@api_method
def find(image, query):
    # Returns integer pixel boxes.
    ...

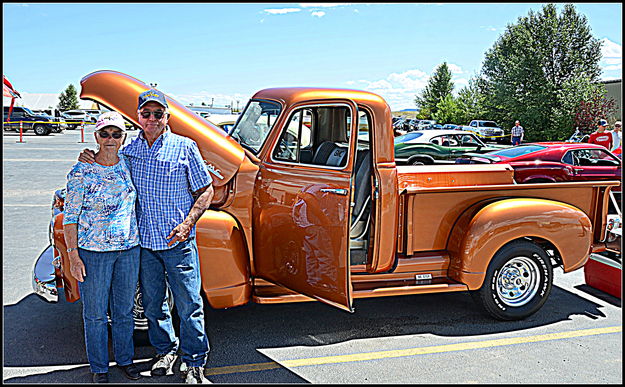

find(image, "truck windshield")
[230,100,282,154]
[480,121,499,128]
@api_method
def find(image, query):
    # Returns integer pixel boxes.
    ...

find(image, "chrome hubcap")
[496,256,540,307]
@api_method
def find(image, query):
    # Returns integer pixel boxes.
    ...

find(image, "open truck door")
[252,98,360,312]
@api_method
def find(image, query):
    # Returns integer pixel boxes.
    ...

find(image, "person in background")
[610,121,621,152]
[588,119,613,150]
[79,89,214,384]
[510,120,524,146]
[64,112,141,383]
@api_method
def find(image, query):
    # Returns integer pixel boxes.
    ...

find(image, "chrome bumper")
[32,245,60,303]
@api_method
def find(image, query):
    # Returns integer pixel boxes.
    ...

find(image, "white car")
[62,110,93,124]
[466,120,506,143]
[417,120,437,130]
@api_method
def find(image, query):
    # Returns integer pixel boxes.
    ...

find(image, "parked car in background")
[442,124,459,130]
[455,142,622,185]
[83,109,107,123]
[33,112,65,133]
[206,114,240,133]
[3,106,57,135]
[417,119,436,130]
[566,128,590,143]
[466,120,506,143]
[394,129,508,165]
[62,110,92,124]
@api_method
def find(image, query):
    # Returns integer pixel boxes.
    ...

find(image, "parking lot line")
[205,326,622,376]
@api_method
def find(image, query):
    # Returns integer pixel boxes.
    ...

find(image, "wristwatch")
[67,247,78,253]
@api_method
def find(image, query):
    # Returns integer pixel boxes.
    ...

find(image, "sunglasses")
[140,110,165,119]
[98,131,124,139]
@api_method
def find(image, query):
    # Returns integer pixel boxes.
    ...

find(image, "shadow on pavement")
[3,283,614,383]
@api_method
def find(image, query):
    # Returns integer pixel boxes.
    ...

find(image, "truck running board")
[253,278,468,304]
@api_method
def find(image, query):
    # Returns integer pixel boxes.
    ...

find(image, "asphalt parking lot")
[2,127,622,384]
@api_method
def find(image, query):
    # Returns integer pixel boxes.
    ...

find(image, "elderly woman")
[63,111,140,383]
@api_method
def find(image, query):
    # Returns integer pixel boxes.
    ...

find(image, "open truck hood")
[80,70,245,186]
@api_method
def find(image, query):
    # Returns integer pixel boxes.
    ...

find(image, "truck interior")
[271,105,374,267]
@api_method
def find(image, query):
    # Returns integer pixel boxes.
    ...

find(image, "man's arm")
[78,148,96,163]
[167,184,214,246]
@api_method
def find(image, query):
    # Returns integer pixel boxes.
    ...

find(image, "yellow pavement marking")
[205,326,621,376]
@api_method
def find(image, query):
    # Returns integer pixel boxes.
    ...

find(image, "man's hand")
[167,221,192,247]
[69,254,86,282]
[78,148,96,164]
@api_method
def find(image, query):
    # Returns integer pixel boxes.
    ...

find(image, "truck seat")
[350,150,371,239]
[313,141,348,167]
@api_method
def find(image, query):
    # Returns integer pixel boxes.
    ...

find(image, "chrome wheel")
[495,256,540,307]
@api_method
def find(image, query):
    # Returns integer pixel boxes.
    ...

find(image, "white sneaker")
[151,353,178,376]
[185,366,211,384]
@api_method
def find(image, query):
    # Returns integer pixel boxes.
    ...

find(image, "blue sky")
[3,2,622,110]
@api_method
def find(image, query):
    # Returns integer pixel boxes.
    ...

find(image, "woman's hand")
[69,253,86,282]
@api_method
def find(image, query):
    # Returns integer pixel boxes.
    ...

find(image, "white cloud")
[264,8,301,15]
[299,3,351,8]
[447,63,463,74]
[347,66,471,110]
[311,11,325,18]
[600,38,622,73]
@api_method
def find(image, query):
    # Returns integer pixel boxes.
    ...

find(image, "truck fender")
[196,210,251,309]
[447,198,592,290]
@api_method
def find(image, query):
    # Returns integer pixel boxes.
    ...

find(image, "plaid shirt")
[511,125,524,137]
[121,128,212,250]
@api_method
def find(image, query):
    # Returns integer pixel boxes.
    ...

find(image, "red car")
[456,142,622,185]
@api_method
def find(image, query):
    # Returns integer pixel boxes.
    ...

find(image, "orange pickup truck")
[33,70,619,325]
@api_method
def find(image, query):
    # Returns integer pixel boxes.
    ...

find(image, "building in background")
[602,79,622,122]
[2,93,98,111]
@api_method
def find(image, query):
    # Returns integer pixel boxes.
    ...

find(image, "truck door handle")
[320,188,348,196]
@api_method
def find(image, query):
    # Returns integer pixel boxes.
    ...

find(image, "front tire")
[33,124,50,136]
[471,240,552,320]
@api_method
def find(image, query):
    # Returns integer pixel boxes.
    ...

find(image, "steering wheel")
[278,139,296,160]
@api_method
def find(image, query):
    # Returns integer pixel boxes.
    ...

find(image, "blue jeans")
[512,136,522,146]
[139,237,209,367]
[78,245,140,373]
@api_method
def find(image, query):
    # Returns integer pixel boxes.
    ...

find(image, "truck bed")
[396,164,615,255]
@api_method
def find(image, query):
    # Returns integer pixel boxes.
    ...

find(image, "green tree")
[432,94,462,124]
[415,62,454,117]
[57,84,80,111]
[480,3,602,141]
[456,78,489,124]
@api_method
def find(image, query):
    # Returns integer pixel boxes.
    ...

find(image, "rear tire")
[470,240,552,320]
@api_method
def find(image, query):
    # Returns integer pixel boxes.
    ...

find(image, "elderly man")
[510,120,524,146]
[79,89,213,384]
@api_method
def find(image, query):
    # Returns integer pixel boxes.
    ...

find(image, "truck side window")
[273,108,313,163]
[273,105,351,168]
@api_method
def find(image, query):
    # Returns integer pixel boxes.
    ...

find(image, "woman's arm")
[63,164,87,282]
[63,223,86,282]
